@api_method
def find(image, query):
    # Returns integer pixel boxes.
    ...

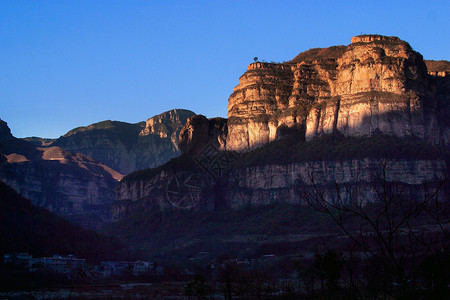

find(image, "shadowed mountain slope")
[51,109,195,174]
[113,35,449,221]
[0,180,124,263]
[0,119,122,228]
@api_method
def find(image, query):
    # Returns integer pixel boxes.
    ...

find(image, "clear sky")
[1,0,449,138]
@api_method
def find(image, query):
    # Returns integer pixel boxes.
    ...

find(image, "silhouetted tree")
[302,159,448,299]
[185,274,208,300]
[293,260,316,297]
[218,262,236,300]
[314,249,343,295]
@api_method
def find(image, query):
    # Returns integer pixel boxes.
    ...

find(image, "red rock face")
[114,35,449,218]
[226,35,449,151]
[179,115,227,154]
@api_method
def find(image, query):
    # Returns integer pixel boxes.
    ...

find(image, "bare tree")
[302,159,448,299]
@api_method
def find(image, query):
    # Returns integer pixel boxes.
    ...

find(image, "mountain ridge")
[226,34,449,151]
[51,108,195,174]
[0,109,196,227]
[0,119,122,228]
[113,34,449,221]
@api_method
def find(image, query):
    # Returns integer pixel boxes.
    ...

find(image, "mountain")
[0,109,195,228]
[0,179,124,262]
[113,35,449,221]
[51,109,196,174]
[226,35,449,151]
[21,137,55,147]
[0,119,122,229]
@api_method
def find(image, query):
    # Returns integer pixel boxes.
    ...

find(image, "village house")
[3,253,85,273]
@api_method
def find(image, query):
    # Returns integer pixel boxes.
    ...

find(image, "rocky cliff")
[226,158,447,208]
[46,120,143,175]
[179,115,228,154]
[114,35,449,220]
[115,131,448,220]
[227,35,450,151]
[51,109,195,174]
[0,119,122,228]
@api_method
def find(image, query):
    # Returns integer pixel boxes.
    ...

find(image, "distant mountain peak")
[49,108,196,174]
[0,119,13,141]
[139,108,195,137]
[63,120,145,137]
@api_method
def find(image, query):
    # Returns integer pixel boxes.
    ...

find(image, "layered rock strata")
[0,119,122,228]
[226,159,447,207]
[52,109,195,174]
[115,157,447,220]
[179,115,228,154]
[227,35,449,151]
[114,35,449,220]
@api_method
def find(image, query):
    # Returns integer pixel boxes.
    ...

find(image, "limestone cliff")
[425,60,450,77]
[0,119,122,228]
[52,109,195,174]
[227,35,449,151]
[115,157,446,215]
[113,35,449,221]
[226,159,447,208]
[179,115,227,154]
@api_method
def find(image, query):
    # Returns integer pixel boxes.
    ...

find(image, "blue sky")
[1,0,449,138]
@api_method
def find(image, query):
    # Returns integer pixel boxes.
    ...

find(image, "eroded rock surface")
[52,109,195,174]
[179,115,228,154]
[227,35,450,151]
[113,35,449,220]
[0,119,122,228]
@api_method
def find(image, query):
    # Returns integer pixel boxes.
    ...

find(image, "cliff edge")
[114,35,449,220]
[227,34,449,151]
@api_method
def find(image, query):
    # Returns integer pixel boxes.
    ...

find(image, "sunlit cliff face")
[226,35,448,152]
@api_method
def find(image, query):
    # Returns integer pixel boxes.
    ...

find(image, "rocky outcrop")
[425,60,450,77]
[425,60,450,145]
[22,137,55,147]
[52,109,195,174]
[227,35,450,151]
[139,109,192,141]
[179,115,227,154]
[227,63,295,151]
[113,35,449,221]
[114,156,447,220]
[114,168,207,220]
[227,159,447,207]
[0,120,122,228]
[0,119,13,141]
[1,109,195,227]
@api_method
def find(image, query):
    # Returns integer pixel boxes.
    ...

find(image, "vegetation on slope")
[425,60,450,73]
[21,137,55,147]
[289,46,347,64]
[103,202,338,263]
[63,120,145,137]
[0,180,126,263]
[120,131,446,184]
[234,132,445,168]
[55,120,145,150]
[104,194,447,267]
[122,153,197,181]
